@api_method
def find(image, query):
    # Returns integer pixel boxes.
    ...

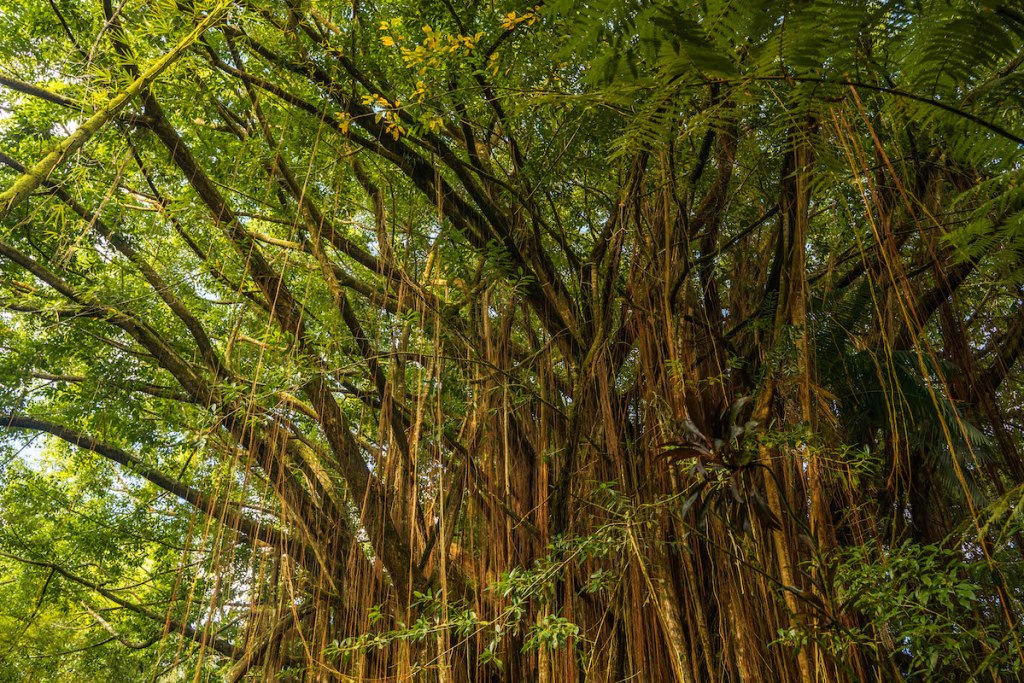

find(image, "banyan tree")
[1,0,1024,680]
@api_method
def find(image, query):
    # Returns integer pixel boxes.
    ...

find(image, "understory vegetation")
[2,0,1024,680]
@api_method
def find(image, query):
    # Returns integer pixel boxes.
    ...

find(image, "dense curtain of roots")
[2,1,1024,681]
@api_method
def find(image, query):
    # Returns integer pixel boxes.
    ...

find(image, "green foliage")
[785,541,1021,680]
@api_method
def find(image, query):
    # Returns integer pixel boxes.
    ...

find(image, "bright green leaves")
[797,542,1016,678]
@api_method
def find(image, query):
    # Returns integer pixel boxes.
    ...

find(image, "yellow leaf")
[335,112,352,134]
